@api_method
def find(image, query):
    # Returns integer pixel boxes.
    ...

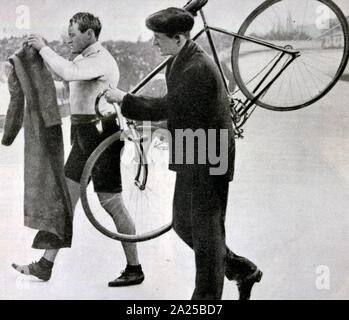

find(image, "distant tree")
[0,33,235,98]
[102,39,163,91]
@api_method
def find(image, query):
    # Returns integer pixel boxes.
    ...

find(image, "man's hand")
[104,87,127,105]
[27,34,46,51]
[98,101,117,118]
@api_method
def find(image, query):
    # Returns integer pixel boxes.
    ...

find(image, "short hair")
[69,12,102,39]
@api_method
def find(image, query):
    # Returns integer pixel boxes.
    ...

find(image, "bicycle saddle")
[184,0,208,16]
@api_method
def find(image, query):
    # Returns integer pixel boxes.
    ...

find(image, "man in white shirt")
[12,12,144,287]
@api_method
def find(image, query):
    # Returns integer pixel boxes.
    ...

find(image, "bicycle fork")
[122,123,149,191]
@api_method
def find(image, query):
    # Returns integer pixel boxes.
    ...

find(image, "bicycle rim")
[80,124,174,242]
[231,0,349,111]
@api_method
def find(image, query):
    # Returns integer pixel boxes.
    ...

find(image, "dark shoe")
[12,258,52,281]
[225,250,258,281]
[237,269,263,300]
[108,265,145,287]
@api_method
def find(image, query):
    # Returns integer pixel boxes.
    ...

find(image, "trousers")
[172,169,257,300]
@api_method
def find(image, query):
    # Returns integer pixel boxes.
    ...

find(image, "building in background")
[320,16,349,48]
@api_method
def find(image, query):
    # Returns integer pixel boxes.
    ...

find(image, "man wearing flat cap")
[105,7,262,300]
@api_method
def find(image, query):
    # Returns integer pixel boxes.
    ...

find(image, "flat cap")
[146,7,194,34]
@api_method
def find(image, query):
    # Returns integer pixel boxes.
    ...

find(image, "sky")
[0,0,348,42]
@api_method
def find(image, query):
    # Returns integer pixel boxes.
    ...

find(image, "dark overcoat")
[1,44,73,248]
[122,40,235,181]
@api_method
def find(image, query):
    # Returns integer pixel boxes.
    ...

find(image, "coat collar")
[166,40,203,77]
[176,40,203,61]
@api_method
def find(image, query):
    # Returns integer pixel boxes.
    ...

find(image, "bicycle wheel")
[80,122,174,242]
[231,0,349,111]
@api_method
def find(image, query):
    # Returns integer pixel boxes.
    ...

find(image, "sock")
[38,257,54,269]
[126,264,142,273]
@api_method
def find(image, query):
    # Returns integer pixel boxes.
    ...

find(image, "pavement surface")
[0,77,348,300]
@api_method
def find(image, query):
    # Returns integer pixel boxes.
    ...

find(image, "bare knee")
[98,191,121,203]
[97,192,128,218]
[97,192,135,233]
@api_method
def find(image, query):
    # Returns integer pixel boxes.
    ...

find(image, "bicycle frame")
[95,5,303,189]
[94,4,305,188]
[86,0,349,241]
[127,7,301,137]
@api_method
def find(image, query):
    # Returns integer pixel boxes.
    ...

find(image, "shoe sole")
[108,277,145,287]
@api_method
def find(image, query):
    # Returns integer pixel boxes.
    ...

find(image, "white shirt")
[40,42,119,114]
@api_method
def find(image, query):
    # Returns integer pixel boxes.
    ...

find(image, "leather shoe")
[108,267,145,287]
[237,269,263,300]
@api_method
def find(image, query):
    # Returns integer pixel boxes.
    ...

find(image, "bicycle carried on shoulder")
[80,0,349,242]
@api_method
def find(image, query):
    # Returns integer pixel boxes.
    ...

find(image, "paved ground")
[0,77,348,300]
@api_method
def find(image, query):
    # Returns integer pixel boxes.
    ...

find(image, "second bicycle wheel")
[80,123,175,242]
[231,0,349,111]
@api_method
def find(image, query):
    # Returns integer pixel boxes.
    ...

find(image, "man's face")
[152,32,178,56]
[68,22,90,54]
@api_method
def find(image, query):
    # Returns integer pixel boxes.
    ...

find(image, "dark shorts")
[64,116,124,193]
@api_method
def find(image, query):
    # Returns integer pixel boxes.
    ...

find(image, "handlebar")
[95,91,128,130]
[95,91,109,119]
[183,0,208,16]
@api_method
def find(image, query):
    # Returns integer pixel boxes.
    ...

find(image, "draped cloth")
[1,44,73,249]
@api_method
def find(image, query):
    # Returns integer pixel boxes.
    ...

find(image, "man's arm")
[121,94,169,121]
[43,59,64,81]
[120,64,214,125]
[105,85,169,121]
[39,46,104,81]
[27,34,104,81]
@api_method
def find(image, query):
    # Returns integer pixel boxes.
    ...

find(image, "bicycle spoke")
[274,62,290,103]
[232,0,348,110]
[253,16,270,35]
[301,60,335,80]
[301,52,341,63]
[288,64,296,105]
[298,61,315,101]
[305,23,344,42]
[301,62,330,87]
[270,5,281,28]
[301,61,323,95]
[298,0,310,41]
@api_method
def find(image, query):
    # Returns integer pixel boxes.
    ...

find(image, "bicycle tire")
[231,0,349,111]
[80,127,173,242]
